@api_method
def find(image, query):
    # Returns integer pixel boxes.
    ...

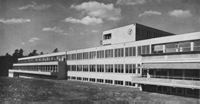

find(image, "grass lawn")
[0,77,199,104]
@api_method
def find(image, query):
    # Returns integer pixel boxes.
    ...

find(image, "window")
[89,51,96,59]
[83,52,89,59]
[83,77,88,81]
[67,65,71,71]
[97,79,104,83]
[77,53,83,60]
[77,65,82,71]
[68,76,71,80]
[165,43,178,53]
[77,77,82,80]
[71,76,76,80]
[89,78,96,82]
[83,65,88,72]
[89,65,96,72]
[97,50,104,58]
[115,48,124,57]
[137,64,140,74]
[125,81,135,87]
[58,55,66,61]
[105,49,113,58]
[142,45,150,55]
[115,64,124,73]
[72,54,76,60]
[103,33,111,40]
[137,46,142,56]
[125,64,136,73]
[105,79,113,84]
[72,65,76,71]
[152,45,164,54]
[105,64,113,72]
[97,65,104,72]
[193,40,200,51]
[125,47,136,57]
[114,80,123,85]
[179,42,191,52]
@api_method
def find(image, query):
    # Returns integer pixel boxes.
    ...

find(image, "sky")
[0,0,200,55]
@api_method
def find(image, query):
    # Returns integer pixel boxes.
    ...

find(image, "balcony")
[142,53,200,63]
[9,69,57,76]
[131,76,200,89]
[13,61,59,66]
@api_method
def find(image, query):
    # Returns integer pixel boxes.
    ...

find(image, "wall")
[57,61,66,79]
[102,24,136,45]
[136,23,175,41]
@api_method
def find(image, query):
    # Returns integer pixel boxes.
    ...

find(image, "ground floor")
[67,75,138,88]
[142,69,200,80]
[142,85,200,98]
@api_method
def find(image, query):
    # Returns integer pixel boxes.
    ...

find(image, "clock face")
[128,28,132,35]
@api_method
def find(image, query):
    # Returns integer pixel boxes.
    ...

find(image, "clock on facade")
[128,28,132,35]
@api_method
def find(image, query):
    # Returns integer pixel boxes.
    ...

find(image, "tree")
[53,48,59,53]
[12,49,19,57]
[18,48,24,58]
[5,53,11,57]
[32,50,38,56]
[40,52,44,55]
[28,50,38,56]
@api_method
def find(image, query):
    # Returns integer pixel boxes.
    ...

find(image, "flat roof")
[18,52,66,61]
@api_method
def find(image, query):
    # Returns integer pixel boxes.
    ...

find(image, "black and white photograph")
[0,0,200,103]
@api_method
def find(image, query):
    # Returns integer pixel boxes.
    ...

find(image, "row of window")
[12,65,58,72]
[68,76,136,87]
[67,46,148,60]
[152,40,200,54]
[17,40,200,64]
[68,40,200,60]
[18,55,66,63]
[68,64,140,74]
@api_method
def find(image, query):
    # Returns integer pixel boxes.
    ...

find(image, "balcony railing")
[141,75,200,81]
[10,68,58,73]
[132,76,200,89]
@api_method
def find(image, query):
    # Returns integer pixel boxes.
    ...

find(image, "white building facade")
[9,23,200,98]
[9,52,66,79]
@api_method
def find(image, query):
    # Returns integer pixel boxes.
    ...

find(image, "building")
[9,52,66,79]
[9,23,200,98]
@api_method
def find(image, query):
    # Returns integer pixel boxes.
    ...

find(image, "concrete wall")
[57,61,66,79]
[68,71,138,82]
[102,24,136,45]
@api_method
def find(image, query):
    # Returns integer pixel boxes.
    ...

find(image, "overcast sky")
[0,0,200,55]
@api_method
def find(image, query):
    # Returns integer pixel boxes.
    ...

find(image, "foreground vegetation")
[0,77,199,104]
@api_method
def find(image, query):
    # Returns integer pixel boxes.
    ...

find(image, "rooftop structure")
[102,23,174,45]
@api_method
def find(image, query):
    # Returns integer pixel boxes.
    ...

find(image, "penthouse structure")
[9,23,200,98]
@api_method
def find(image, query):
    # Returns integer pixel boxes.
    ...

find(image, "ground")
[0,77,199,104]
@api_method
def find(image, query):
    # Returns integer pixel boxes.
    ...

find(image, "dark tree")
[32,50,38,56]
[18,48,24,58]
[12,49,19,57]
[53,48,59,53]
[40,52,44,55]
[28,50,38,56]
[5,53,11,57]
